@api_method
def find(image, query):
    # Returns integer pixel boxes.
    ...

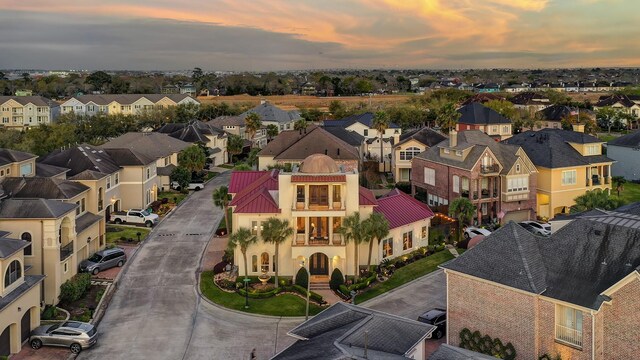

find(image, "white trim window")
[561,170,577,185]
[507,176,529,192]
[399,147,421,161]
[452,175,460,193]
[424,168,435,186]
[555,304,583,348]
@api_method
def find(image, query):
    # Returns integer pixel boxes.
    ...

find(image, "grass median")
[200,271,324,317]
[106,226,150,244]
[354,250,455,304]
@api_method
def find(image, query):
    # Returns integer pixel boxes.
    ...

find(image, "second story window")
[561,170,577,186]
[400,147,421,161]
[146,167,151,180]
[309,185,328,207]
[332,185,341,204]
[363,129,368,136]
[296,185,305,203]
[106,176,111,189]
[424,168,435,186]
[555,304,583,348]
[4,260,22,288]
[114,173,119,184]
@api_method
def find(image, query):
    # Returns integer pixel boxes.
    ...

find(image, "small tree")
[330,268,345,290]
[373,111,390,166]
[435,102,461,133]
[178,145,206,173]
[294,118,308,131]
[226,134,244,163]
[261,218,294,288]
[227,227,258,278]
[612,176,626,197]
[295,267,309,289]
[572,189,624,213]
[363,212,390,268]
[449,197,476,241]
[170,166,191,190]
[213,186,231,233]
[266,124,279,140]
[244,113,262,147]
[338,212,368,278]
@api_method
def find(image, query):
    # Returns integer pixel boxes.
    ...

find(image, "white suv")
[519,221,551,236]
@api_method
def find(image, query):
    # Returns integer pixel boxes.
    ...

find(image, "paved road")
[80,173,300,360]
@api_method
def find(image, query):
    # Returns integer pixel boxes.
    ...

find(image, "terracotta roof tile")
[291,175,346,183]
[358,187,378,206]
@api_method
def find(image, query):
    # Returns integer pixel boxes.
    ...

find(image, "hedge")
[329,268,344,290]
[237,287,282,299]
[59,273,92,304]
[338,284,350,297]
[459,328,516,360]
[295,267,308,288]
[291,284,324,303]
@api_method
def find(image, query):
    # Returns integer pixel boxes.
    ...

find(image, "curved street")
[80,172,446,360]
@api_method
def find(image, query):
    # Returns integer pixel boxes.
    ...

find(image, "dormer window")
[455,150,462,156]
[4,260,22,288]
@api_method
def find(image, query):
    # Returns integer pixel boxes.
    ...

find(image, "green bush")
[459,328,516,360]
[59,273,92,304]
[237,287,282,299]
[41,305,58,320]
[338,284,350,297]
[329,268,344,290]
[291,285,324,303]
[295,267,308,289]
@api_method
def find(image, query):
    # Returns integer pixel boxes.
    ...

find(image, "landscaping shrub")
[41,305,58,320]
[237,287,281,299]
[59,273,92,304]
[459,328,516,360]
[329,268,344,290]
[295,267,308,289]
[338,284,350,297]
[291,285,324,303]
[213,261,229,275]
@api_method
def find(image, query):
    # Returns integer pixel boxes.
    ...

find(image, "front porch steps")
[309,282,331,291]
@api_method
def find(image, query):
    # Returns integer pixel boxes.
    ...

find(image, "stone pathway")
[314,289,343,305]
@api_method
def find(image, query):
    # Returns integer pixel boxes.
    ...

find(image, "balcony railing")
[480,164,499,174]
[60,241,74,261]
[555,324,583,348]
[308,237,330,245]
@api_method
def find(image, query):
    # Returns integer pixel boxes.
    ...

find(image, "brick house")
[456,103,513,140]
[411,130,537,224]
[441,212,640,360]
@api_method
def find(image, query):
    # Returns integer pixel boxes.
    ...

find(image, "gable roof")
[35,163,70,178]
[102,148,155,166]
[443,213,640,310]
[537,105,579,121]
[68,169,108,181]
[509,92,550,106]
[229,170,279,212]
[62,94,196,106]
[0,96,58,107]
[239,102,301,123]
[503,129,611,168]
[0,177,89,200]
[156,121,226,144]
[0,149,36,166]
[596,94,636,108]
[457,103,512,125]
[321,127,365,147]
[259,126,359,161]
[608,130,640,148]
[229,171,270,194]
[40,144,120,176]
[375,189,434,229]
[359,186,378,206]
[323,112,400,129]
[0,198,77,219]
[396,127,447,148]
[275,302,435,360]
[101,132,191,160]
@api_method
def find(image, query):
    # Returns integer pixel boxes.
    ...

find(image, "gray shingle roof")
[608,130,640,148]
[442,213,640,310]
[240,102,301,123]
[207,116,245,127]
[259,125,359,161]
[0,96,58,107]
[101,132,191,160]
[102,148,155,166]
[156,121,226,144]
[615,202,640,216]
[68,170,108,181]
[275,302,435,360]
[0,148,36,166]
[40,144,121,176]
[0,198,77,219]
[0,177,89,199]
[396,127,447,148]
[429,344,498,360]
[503,129,611,168]
[0,237,30,258]
[0,275,44,312]
[537,105,593,122]
[76,212,103,234]
[323,112,400,129]
[157,164,177,176]
[457,103,511,125]
[35,163,70,178]
[322,127,365,147]
[64,94,196,105]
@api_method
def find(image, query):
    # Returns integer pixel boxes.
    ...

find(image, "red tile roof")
[233,187,281,214]
[359,187,378,206]
[291,175,346,183]
[374,189,434,229]
[229,171,269,193]
[229,170,279,206]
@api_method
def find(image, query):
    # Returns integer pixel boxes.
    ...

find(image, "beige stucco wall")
[117,165,159,209]
[0,275,41,354]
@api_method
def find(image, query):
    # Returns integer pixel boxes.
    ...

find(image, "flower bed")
[213,273,327,305]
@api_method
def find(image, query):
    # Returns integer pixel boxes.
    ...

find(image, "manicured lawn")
[204,171,219,180]
[598,134,617,143]
[158,191,187,205]
[354,250,455,304]
[200,271,324,316]
[612,181,640,204]
[106,225,150,244]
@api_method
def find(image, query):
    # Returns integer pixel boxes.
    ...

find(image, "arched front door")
[309,253,329,276]
[21,309,31,343]
[0,325,10,357]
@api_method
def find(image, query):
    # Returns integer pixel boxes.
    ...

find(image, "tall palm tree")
[338,213,368,278]
[449,197,476,241]
[373,111,390,165]
[260,218,294,288]
[266,124,279,141]
[227,227,258,278]
[363,212,390,268]
[212,186,231,234]
[244,113,262,147]
[435,102,460,134]
[294,119,308,131]
[226,134,244,164]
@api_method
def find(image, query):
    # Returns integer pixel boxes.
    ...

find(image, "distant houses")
[59,94,199,117]
[0,96,60,129]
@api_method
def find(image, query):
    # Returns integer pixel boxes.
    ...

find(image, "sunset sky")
[0,0,638,71]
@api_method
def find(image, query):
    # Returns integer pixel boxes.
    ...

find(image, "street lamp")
[299,260,311,321]
[243,278,251,309]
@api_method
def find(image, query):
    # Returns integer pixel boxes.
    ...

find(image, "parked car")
[171,179,205,191]
[519,220,551,236]
[417,308,447,339]
[463,226,491,239]
[79,247,127,275]
[110,209,159,227]
[30,321,98,354]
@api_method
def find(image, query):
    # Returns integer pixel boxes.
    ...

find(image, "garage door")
[21,310,31,343]
[0,326,10,357]
[503,209,530,223]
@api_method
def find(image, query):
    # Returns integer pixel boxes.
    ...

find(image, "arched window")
[399,147,422,161]
[251,255,258,273]
[4,260,22,288]
[20,233,32,256]
[261,252,269,273]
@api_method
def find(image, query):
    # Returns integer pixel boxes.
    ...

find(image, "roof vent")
[594,230,602,236]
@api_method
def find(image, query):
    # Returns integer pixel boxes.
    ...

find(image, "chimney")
[572,124,585,133]
[450,129,458,147]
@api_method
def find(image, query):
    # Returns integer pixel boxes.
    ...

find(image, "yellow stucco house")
[392,127,446,182]
[503,126,613,218]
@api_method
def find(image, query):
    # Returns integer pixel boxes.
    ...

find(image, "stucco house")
[392,127,447,182]
[156,121,228,166]
[0,96,59,129]
[229,154,433,282]
[238,101,302,147]
[442,212,640,360]
[411,130,538,224]
[606,131,640,181]
[59,94,199,117]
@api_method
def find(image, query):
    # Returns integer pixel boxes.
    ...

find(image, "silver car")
[80,247,127,275]
[30,321,98,354]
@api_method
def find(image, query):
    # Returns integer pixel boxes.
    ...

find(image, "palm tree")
[227,227,258,278]
[260,218,294,288]
[612,176,626,197]
[572,189,624,213]
[212,186,231,234]
[337,213,368,278]
[294,119,308,131]
[449,197,476,241]
[363,212,390,268]
[226,134,244,164]
[266,124,279,141]
[244,113,262,147]
[373,111,390,165]
[435,102,460,133]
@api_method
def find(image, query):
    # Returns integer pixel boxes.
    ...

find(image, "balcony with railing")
[292,234,345,246]
[480,164,499,174]
[60,241,74,261]
[555,324,582,348]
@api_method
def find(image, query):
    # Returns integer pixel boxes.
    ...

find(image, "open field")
[198,94,415,110]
